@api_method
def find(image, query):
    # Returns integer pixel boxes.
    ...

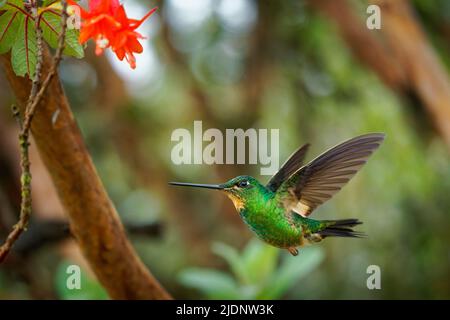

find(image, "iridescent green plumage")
[170,133,385,256]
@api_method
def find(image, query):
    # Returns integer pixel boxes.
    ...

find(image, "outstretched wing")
[276,133,385,216]
[266,143,310,192]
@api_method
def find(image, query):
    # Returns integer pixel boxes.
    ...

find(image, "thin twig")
[11,104,23,130]
[0,0,68,263]
[23,0,68,133]
[28,2,43,101]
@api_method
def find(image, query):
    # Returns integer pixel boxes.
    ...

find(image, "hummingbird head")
[220,175,266,211]
[169,175,266,212]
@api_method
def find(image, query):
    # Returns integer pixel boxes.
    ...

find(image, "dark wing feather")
[266,143,310,192]
[276,133,385,216]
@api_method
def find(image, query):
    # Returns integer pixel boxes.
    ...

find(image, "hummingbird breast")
[240,199,304,248]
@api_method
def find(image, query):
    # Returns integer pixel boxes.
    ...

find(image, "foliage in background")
[1,0,450,299]
[178,240,324,299]
[54,261,108,300]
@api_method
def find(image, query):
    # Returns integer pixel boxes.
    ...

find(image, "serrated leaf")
[11,15,37,77]
[40,10,84,58]
[0,10,21,54]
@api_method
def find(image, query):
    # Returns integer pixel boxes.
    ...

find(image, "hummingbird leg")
[287,247,299,256]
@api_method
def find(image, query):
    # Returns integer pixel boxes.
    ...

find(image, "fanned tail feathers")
[318,219,366,238]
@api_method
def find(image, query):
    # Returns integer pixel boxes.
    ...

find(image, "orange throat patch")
[226,193,244,211]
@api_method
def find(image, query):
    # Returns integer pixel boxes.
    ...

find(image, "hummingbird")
[170,133,385,256]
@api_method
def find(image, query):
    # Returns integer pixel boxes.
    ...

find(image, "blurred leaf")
[236,284,260,300]
[119,189,161,224]
[54,261,108,300]
[259,247,324,299]
[212,242,249,284]
[178,268,239,299]
[180,240,324,300]
[242,239,279,284]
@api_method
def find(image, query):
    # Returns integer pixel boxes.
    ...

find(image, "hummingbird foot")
[287,247,299,256]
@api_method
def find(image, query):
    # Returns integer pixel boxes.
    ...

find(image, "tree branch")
[0,0,48,262]
[0,49,171,299]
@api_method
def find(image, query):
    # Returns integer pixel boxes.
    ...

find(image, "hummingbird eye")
[237,180,249,188]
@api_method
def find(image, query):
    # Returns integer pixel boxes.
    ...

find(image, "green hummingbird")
[170,133,385,256]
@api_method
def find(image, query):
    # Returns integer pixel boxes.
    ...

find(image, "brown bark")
[0,117,20,230]
[310,0,450,147]
[0,51,171,299]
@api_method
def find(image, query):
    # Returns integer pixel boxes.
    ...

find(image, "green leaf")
[242,239,279,284]
[0,0,7,9]
[212,242,250,284]
[11,15,37,77]
[259,247,324,299]
[40,10,84,58]
[0,10,21,54]
[178,268,239,299]
[4,0,24,10]
[42,0,59,6]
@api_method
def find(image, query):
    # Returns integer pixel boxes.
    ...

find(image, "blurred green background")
[1,0,450,299]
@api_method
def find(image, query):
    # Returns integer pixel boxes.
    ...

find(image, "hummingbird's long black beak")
[169,182,224,190]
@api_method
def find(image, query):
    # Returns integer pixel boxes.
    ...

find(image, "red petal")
[78,27,93,44]
[115,48,125,61]
[114,5,129,24]
[109,0,121,14]
[130,7,157,29]
[127,36,143,53]
[110,31,127,49]
[89,0,119,14]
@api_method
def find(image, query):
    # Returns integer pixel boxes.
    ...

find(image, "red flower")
[109,5,157,69]
[71,0,157,69]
